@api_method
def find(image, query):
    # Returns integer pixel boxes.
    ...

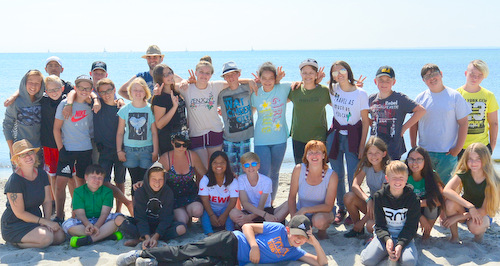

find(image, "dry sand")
[0,173,499,266]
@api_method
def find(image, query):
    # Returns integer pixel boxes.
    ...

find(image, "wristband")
[365,196,372,203]
[65,103,73,106]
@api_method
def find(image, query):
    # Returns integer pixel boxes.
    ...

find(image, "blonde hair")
[385,161,408,178]
[12,152,40,168]
[302,140,328,170]
[469,59,489,79]
[27,69,44,80]
[240,152,260,164]
[455,143,500,216]
[44,75,63,88]
[127,77,151,101]
[195,60,214,74]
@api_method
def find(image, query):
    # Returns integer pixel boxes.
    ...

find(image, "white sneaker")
[136,257,158,266]
[116,250,141,266]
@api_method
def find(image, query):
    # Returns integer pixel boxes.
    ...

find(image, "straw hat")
[141,45,164,59]
[11,139,40,162]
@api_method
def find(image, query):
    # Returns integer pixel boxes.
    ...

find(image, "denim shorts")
[123,145,153,169]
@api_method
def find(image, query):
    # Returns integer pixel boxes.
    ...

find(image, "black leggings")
[141,230,238,265]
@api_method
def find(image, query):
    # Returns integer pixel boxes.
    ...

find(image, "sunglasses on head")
[174,142,189,148]
[243,162,258,168]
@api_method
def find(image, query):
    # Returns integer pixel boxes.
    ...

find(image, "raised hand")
[188,69,197,84]
[355,75,366,88]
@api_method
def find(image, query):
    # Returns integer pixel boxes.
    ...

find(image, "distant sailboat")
[103,48,107,53]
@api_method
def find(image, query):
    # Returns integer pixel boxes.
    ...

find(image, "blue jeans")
[223,139,251,177]
[360,237,417,266]
[254,142,287,201]
[123,145,153,169]
[326,133,359,210]
[201,208,234,234]
[428,152,457,184]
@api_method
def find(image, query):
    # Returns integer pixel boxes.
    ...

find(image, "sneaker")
[116,250,141,266]
[344,229,364,238]
[333,209,346,225]
[135,257,158,266]
[70,235,93,248]
[344,216,353,225]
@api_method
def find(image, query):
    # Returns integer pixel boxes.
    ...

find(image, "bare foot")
[124,239,141,247]
[473,234,484,243]
[449,237,462,244]
[422,233,431,240]
[317,230,329,240]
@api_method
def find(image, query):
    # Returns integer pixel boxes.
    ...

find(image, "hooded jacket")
[133,163,175,238]
[374,183,420,249]
[3,70,45,148]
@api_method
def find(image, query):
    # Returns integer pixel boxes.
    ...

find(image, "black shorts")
[56,147,92,179]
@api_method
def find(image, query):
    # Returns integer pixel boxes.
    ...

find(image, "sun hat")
[10,139,40,162]
[142,45,164,59]
[220,61,241,77]
[288,215,312,238]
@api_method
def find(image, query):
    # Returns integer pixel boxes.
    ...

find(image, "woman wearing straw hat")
[1,139,65,248]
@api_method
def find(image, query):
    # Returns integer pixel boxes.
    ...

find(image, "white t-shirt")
[180,81,225,137]
[238,173,272,209]
[198,175,239,213]
[414,87,471,152]
[329,84,369,135]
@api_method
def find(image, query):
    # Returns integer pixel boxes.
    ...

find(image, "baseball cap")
[299,58,319,70]
[91,61,107,72]
[376,66,395,78]
[75,74,93,86]
[288,215,312,238]
[221,61,241,77]
[142,45,164,59]
[45,56,62,67]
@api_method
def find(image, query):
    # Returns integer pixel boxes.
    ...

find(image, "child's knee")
[176,224,186,236]
[343,191,356,204]
[114,215,125,227]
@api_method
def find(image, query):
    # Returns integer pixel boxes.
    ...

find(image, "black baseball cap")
[376,66,395,78]
[288,215,312,238]
[91,61,107,72]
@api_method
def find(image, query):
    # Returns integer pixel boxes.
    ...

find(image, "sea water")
[1,49,499,175]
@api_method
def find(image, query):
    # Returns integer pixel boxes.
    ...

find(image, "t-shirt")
[136,71,154,94]
[364,166,386,195]
[2,171,49,225]
[296,164,333,211]
[407,175,426,199]
[218,84,254,142]
[72,184,113,219]
[329,84,369,135]
[414,87,471,152]
[234,222,307,265]
[55,99,93,151]
[458,171,486,209]
[93,99,119,149]
[198,175,239,213]
[457,86,499,148]
[40,95,64,148]
[151,91,187,144]
[117,102,155,148]
[288,84,330,142]
[251,83,291,145]
[369,92,417,159]
[179,81,225,137]
[238,173,272,209]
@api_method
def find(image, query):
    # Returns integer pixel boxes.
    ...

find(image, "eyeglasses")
[174,142,189,148]
[243,162,258,168]
[163,71,174,77]
[98,88,114,95]
[19,150,35,158]
[46,88,61,93]
[407,158,424,164]
[423,71,441,81]
[332,69,347,77]
[76,86,93,92]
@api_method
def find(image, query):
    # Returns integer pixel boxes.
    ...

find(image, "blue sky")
[1,0,499,52]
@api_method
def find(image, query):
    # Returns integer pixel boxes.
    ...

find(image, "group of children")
[2,45,500,265]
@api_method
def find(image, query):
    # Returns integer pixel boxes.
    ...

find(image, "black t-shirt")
[62,79,73,95]
[40,95,64,148]
[151,91,187,144]
[93,99,120,150]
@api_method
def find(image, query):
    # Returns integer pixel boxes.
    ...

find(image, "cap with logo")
[288,215,312,238]
[376,66,395,79]
[91,61,107,72]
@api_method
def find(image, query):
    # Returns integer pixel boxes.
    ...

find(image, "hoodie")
[374,183,420,249]
[133,163,175,238]
[3,70,45,148]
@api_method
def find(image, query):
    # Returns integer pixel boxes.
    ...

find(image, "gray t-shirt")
[296,164,334,210]
[55,99,93,151]
[363,166,386,195]
[218,84,254,142]
[369,91,417,159]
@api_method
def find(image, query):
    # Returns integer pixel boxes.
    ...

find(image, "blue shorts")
[123,145,153,169]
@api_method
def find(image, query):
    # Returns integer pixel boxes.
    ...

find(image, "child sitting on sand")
[62,165,122,247]
[443,143,500,243]
[229,152,288,227]
[116,215,328,266]
[360,161,420,266]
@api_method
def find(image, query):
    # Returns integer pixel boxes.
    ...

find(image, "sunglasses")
[243,162,258,168]
[174,142,189,148]
[332,68,347,77]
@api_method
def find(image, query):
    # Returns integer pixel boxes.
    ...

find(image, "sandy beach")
[0,172,499,266]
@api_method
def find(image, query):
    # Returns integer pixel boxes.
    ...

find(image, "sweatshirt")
[3,70,45,148]
[374,183,420,248]
[133,163,175,238]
